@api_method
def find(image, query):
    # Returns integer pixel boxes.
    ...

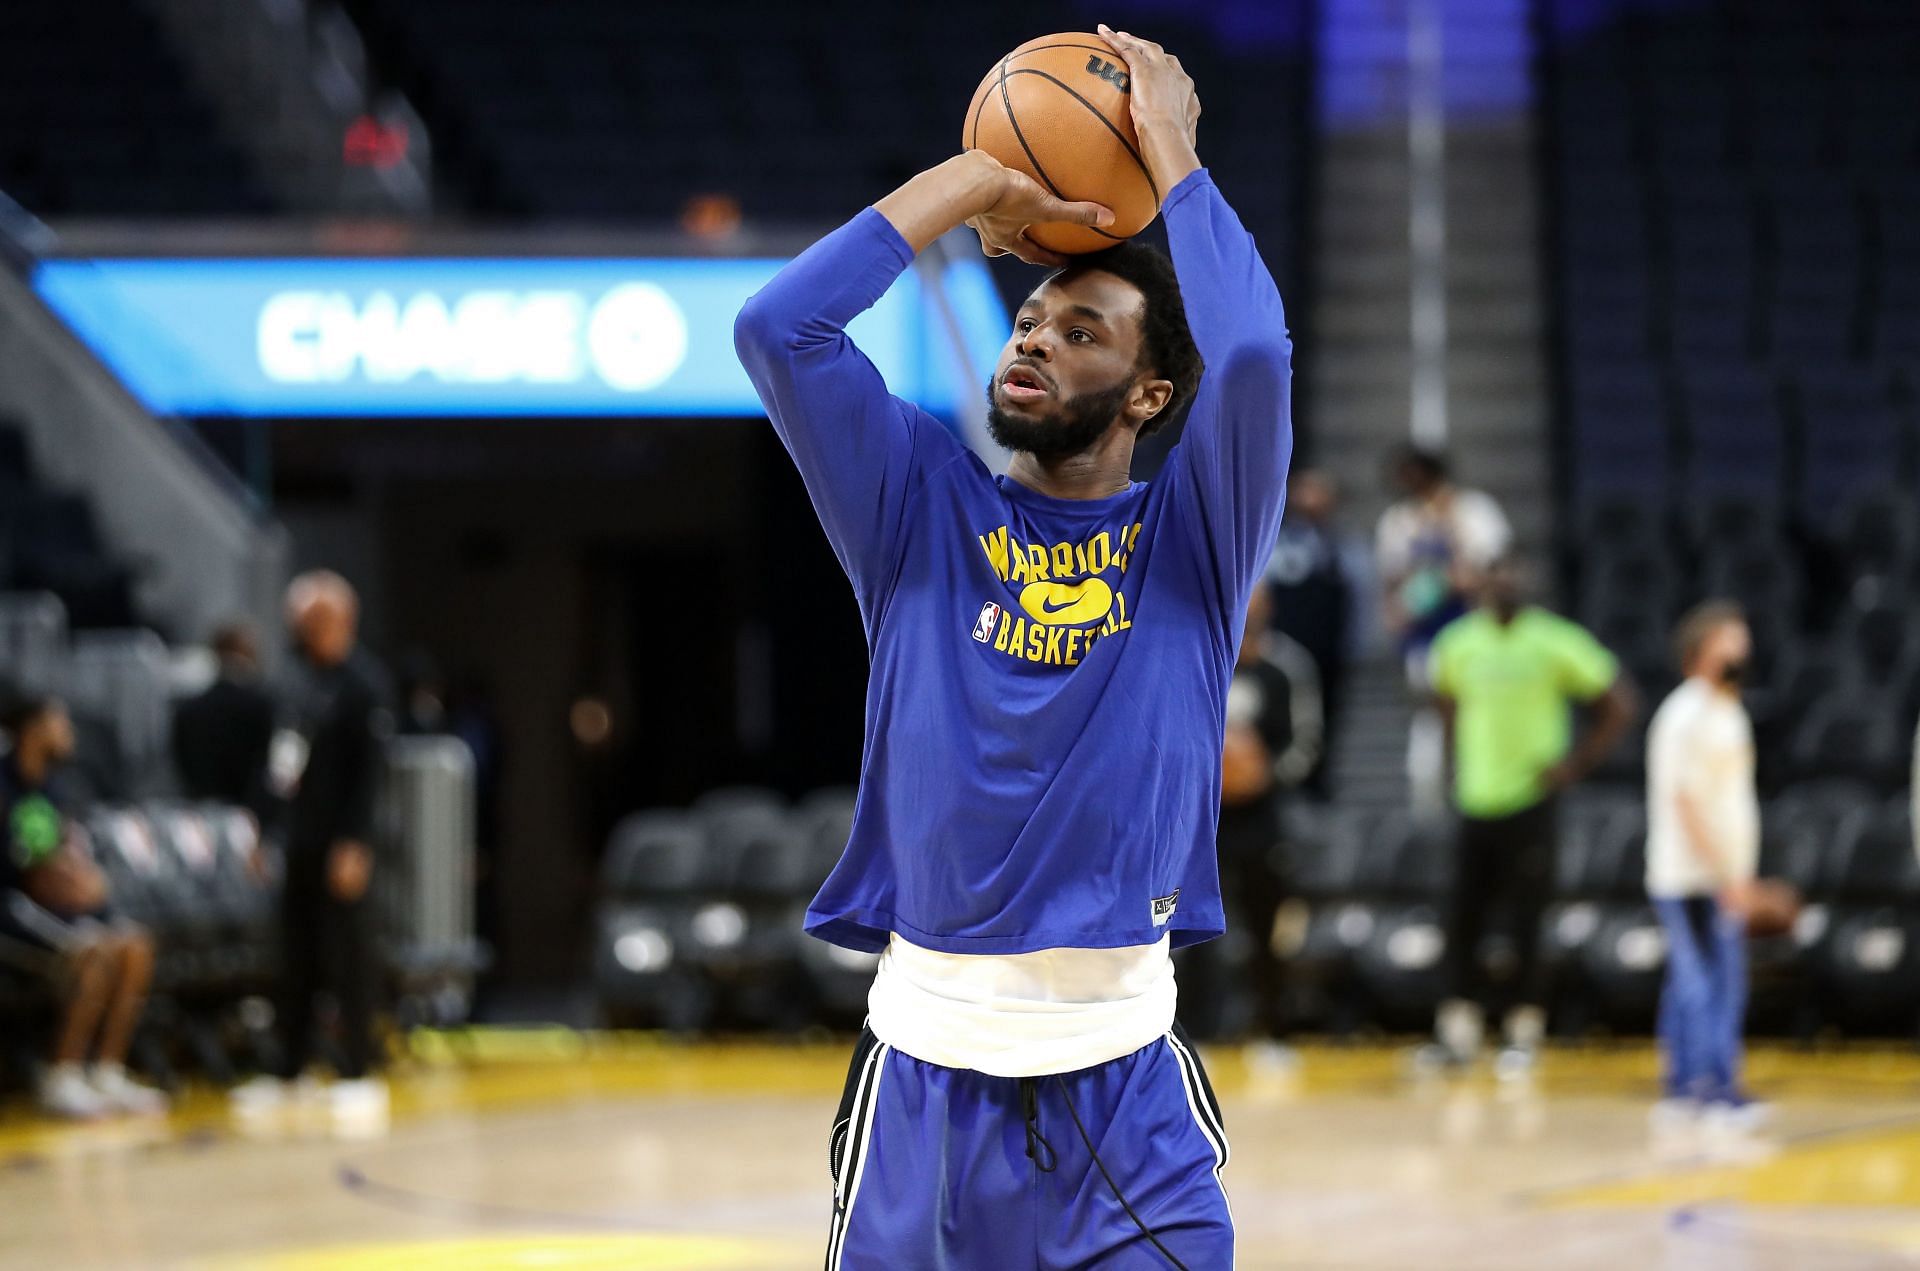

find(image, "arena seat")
[1813,801,1920,1030]
[1278,806,1388,1030]
[1824,488,1919,588]
[594,812,719,1027]
[692,785,787,821]
[336,0,1310,298]
[0,0,272,216]
[1786,702,1908,787]
[1545,0,1920,813]
[2,495,138,631]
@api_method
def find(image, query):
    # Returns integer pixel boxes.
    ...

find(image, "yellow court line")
[2,1036,1917,1161]
[1542,1118,1920,1211]
[196,1232,793,1271]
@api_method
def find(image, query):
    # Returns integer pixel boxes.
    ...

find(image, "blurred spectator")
[237,572,389,1121]
[171,621,276,824]
[1263,468,1355,797]
[1375,445,1512,676]
[1426,556,1635,1072]
[0,689,166,1119]
[1186,587,1321,1043]
[1376,446,1512,814]
[1647,602,1762,1130]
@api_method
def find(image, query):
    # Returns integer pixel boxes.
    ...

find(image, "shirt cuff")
[1161,166,1215,214]
[857,206,918,268]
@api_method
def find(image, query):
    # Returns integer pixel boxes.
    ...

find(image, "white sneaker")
[231,1074,290,1113]
[39,1063,111,1120]
[89,1063,168,1115]
[328,1076,389,1121]
[1649,1098,1700,1133]
[1494,1045,1538,1084]
[232,1073,328,1111]
[1704,1099,1772,1136]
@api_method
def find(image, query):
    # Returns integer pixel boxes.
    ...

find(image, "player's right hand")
[964,157,1113,268]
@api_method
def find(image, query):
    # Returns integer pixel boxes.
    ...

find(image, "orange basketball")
[963,33,1160,255]
[1744,878,1802,939]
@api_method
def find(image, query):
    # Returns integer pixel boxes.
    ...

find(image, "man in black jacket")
[172,622,276,824]
[1263,468,1352,798]
[247,571,390,1119]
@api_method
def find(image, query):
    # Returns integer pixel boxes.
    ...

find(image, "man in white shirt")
[1645,601,1762,1126]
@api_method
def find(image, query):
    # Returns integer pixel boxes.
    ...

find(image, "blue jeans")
[1654,896,1747,1103]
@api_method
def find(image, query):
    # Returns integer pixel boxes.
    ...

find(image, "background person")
[172,620,277,827]
[1376,445,1513,815]
[1646,601,1764,1130]
[238,571,391,1120]
[1426,556,1636,1073]
[0,690,166,1119]
[1263,467,1353,798]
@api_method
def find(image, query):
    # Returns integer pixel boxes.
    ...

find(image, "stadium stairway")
[1308,0,1553,558]
[0,265,287,644]
[1325,656,1418,810]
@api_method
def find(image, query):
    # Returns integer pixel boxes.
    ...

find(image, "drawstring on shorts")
[1018,1076,1059,1173]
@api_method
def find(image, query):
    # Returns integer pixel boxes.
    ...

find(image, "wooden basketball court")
[3,1036,1917,1269]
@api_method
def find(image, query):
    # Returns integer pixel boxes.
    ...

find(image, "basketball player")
[1646,601,1763,1130]
[736,26,1288,1269]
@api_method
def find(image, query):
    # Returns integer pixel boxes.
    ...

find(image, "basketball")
[963,33,1160,254]
[1745,878,1803,939]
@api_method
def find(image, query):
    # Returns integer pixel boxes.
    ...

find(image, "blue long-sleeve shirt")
[734,168,1293,955]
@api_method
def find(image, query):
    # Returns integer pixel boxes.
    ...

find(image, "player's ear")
[1129,376,1174,428]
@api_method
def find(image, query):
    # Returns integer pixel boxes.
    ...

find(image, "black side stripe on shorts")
[1167,1028,1232,1222]
[825,1035,888,1271]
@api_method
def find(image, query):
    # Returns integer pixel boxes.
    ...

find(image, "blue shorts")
[825,1025,1233,1270]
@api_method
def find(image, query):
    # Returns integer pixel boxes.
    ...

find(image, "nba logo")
[971,602,1001,643]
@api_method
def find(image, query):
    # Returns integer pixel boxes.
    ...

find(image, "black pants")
[1221,843,1289,1038]
[1181,802,1289,1040]
[276,844,377,1080]
[1446,799,1557,1015]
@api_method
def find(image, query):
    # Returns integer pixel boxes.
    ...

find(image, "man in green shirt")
[1426,555,1636,1073]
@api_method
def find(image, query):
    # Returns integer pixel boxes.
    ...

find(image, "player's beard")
[984,374,1132,462]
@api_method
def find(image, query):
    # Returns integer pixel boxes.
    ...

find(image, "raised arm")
[1098,27,1295,610]
[733,153,1108,606]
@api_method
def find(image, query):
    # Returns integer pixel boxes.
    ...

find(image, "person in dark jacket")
[236,571,390,1121]
[172,622,276,824]
[1180,586,1323,1043]
[1263,468,1353,797]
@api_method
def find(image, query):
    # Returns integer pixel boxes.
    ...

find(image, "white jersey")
[1645,678,1760,898]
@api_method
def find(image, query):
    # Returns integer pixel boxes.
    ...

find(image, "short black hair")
[0,685,55,739]
[1045,242,1204,437]
[1389,443,1449,482]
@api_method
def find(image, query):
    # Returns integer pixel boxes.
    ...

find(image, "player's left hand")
[1096,25,1201,151]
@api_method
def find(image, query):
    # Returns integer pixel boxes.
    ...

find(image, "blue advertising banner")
[32,254,1008,418]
